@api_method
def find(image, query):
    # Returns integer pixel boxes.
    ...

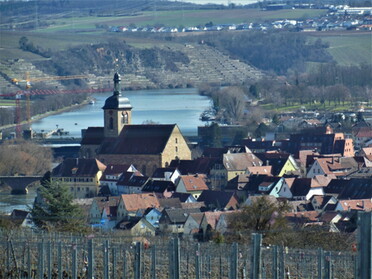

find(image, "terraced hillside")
[148,43,263,87]
[0,43,263,93]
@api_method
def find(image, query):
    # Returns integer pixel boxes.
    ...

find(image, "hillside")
[0,35,263,94]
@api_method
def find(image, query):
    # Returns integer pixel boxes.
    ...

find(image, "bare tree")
[0,140,52,176]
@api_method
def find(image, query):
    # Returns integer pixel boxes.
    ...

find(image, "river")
[1,88,210,214]
[31,88,211,137]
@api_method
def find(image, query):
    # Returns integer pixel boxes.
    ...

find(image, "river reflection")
[31,88,211,137]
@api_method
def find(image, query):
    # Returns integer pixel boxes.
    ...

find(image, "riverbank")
[0,98,91,138]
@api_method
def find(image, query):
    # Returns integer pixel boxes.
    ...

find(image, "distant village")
[107,5,372,33]
[9,72,372,240]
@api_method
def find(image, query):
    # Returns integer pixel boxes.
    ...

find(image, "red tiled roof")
[121,193,160,212]
[338,199,372,211]
[180,174,209,192]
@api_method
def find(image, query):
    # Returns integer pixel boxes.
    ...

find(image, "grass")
[261,101,357,112]
[308,32,372,66]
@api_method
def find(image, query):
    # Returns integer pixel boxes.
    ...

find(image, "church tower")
[102,73,132,138]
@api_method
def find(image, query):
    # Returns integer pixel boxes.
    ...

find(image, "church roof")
[80,127,104,145]
[102,73,132,110]
[102,94,132,110]
[106,124,177,155]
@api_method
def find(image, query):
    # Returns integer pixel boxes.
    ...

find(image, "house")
[170,192,197,203]
[143,208,162,229]
[80,73,192,176]
[335,199,372,211]
[183,212,204,235]
[117,193,160,220]
[199,211,224,240]
[99,164,137,196]
[175,174,209,199]
[151,167,181,183]
[307,157,358,178]
[142,179,176,198]
[254,152,299,176]
[352,126,372,150]
[169,157,219,176]
[116,171,148,195]
[268,177,292,198]
[240,175,288,198]
[222,152,263,181]
[89,196,120,230]
[51,158,106,199]
[282,126,354,157]
[197,190,239,211]
[288,178,326,200]
[158,207,201,234]
[209,151,263,189]
[310,195,338,212]
[116,217,156,236]
[9,209,34,228]
[241,138,277,153]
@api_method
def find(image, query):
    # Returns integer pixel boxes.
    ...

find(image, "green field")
[260,100,370,113]
[309,32,372,66]
[37,9,326,32]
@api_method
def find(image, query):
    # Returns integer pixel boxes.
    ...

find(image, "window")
[109,117,114,130]
[77,187,80,191]
[122,112,128,124]
[175,138,178,144]
[175,146,178,153]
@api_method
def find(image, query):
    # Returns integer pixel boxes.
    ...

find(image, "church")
[79,73,191,175]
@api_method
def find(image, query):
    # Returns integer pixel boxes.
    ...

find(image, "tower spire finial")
[113,72,121,95]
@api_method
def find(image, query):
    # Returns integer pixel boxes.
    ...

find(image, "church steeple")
[102,73,132,137]
[113,72,121,95]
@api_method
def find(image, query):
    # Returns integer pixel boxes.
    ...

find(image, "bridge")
[0,176,42,194]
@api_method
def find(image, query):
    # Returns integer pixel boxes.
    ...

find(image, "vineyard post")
[250,233,262,279]
[317,248,324,279]
[151,244,156,279]
[272,245,278,279]
[324,251,332,279]
[88,239,94,279]
[230,242,238,279]
[195,243,201,279]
